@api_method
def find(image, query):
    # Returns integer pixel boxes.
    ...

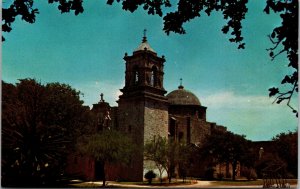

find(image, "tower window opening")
[135,71,138,84]
[133,67,139,85]
[151,66,158,86]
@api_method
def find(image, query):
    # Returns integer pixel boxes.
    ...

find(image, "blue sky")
[2,0,298,141]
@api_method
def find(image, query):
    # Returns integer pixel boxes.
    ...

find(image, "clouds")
[201,91,274,109]
[74,80,123,108]
[198,91,297,141]
[77,83,297,141]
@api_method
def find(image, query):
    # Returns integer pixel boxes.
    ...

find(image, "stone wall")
[143,99,168,177]
[190,118,211,146]
[144,100,169,144]
[117,99,145,181]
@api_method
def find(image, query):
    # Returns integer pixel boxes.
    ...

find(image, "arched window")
[151,66,157,86]
[133,66,139,85]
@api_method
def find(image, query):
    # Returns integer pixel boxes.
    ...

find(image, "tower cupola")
[134,29,156,54]
[120,31,167,97]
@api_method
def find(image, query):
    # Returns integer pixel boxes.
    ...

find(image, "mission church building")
[66,34,228,181]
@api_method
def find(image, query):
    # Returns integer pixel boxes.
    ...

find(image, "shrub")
[144,170,156,184]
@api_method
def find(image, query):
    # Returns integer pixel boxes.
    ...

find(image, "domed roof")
[167,85,201,106]
[134,37,156,53]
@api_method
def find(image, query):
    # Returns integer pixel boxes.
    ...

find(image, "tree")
[200,130,253,181]
[272,130,298,177]
[3,0,297,115]
[2,0,83,41]
[144,136,193,184]
[2,79,92,187]
[265,0,298,117]
[176,142,196,183]
[144,136,168,184]
[77,129,134,187]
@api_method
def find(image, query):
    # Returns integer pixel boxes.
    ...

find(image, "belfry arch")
[151,66,158,87]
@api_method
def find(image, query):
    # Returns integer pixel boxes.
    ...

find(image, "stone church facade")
[67,35,228,181]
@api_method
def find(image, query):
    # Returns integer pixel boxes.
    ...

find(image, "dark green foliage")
[106,0,248,49]
[77,129,135,186]
[144,136,194,183]
[176,142,196,182]
[107,0,171,16]
[255,152,286,179]
[272,130,298,177]
[144,170,156,184]
[2,0,84,41]
[144,136,168,184]
[78,130,134,163]
[265,0,298,116]
[2,0,39,36]
[242,167,257,181]
[1,79,92,187]
[200,130,254,181]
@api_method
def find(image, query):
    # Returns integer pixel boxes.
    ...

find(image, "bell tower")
[122,30,167,97]
[118,32,169,181]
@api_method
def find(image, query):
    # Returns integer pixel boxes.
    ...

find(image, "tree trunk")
[102,162,106,187]
[232,161,237,181]
[167,169,171,183]
[157,166,165,184]
[226,161,230,178]
[159,170,163,184]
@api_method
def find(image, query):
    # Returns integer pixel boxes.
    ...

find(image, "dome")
[167,85,201,106]
[134,37,156,53]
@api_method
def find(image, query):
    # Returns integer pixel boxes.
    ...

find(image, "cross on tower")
[142,29,147,42]
[100,93,104,102]
[178,78,184,89]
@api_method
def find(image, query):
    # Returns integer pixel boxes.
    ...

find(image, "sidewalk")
[70,180,298,188]
[108,180,298,188]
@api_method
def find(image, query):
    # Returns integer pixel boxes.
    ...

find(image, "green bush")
[144,170,156,184]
